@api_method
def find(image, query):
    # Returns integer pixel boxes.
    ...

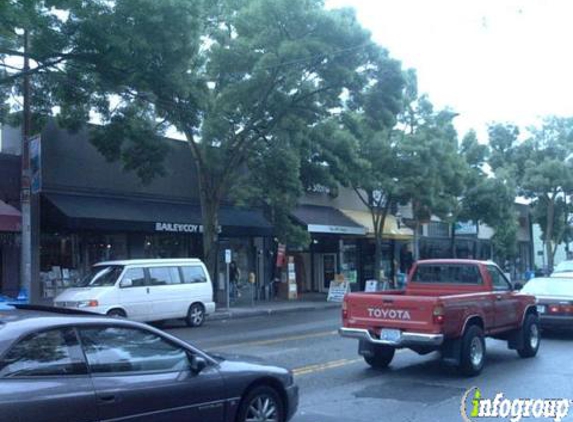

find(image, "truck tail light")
[342,300,348,319]
[562,304,573,314]
[549,304,560,314]
[433,305,445,325]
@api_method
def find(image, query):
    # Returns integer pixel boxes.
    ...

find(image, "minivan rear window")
[412,264,482,285]
[75,265,124,287]
[181,266,207,284]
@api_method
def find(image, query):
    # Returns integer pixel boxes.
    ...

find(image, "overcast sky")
[326,0,573,141]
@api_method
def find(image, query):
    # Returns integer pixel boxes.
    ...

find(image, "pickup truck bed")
[339,259,539,376]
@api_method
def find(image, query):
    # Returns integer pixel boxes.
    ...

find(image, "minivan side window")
[122,267,147,287]
[181,266,207,284]
[149,267,181,286]
[78,327,190,374]
[0,328,86,378]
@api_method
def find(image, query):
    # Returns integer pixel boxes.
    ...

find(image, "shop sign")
[155,222,223,234]
[276,243,286,267]
[307,224,366,236]
[155,222,203,233]
[327,275,350,302]
[365,280,379,292]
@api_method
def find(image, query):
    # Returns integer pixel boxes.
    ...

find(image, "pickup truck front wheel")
[517,314,541,358]
[364,345,395,369]
[460,325,486,377]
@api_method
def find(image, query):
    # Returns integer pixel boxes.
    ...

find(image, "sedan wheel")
[238,386,285,422]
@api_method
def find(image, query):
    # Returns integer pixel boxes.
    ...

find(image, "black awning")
[43,193,272,237]
[292,205,366,236]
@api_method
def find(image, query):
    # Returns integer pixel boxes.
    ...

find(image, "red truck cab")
[339,259,539,376]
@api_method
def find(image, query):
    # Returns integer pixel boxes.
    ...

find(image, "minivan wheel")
[237,385,285,422]
[185,303,205,327]
[459,325,485,377]
[107,309,126,318]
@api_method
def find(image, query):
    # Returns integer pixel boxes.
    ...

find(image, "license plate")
[537,305,546,314]
[380,328,401,342]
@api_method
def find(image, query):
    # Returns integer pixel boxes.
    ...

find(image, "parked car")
[520,276,573,330]
[551,260,573,278]
[339,259,540,376]
[54,259,215,326]
[0,305,298,422]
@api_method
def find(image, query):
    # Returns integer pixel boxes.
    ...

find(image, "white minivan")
[53,258,216,326]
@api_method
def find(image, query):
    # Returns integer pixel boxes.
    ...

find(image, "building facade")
[2,122,274,303]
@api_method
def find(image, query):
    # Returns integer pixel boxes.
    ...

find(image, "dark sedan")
[521,277,573,330]
[0,305,298,422]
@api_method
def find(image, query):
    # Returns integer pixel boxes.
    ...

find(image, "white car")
[551,260,573,278]
[54,258,215,326]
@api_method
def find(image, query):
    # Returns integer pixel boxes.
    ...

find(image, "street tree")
[1,0,403,280]
[452,129,520,263]
[521,117,573,270]
[305,56,404,282]
[396,75,466,260]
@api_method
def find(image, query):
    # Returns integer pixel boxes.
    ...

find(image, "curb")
[208,302,341,321]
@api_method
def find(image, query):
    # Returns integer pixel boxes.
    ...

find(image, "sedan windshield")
[521,278,573,297]
[75,265,124,287]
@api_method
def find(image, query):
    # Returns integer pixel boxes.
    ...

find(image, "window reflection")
[79,327,189,374]
[0,329,83,377]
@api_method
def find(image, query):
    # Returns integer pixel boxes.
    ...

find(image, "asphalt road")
[165,309,573,422]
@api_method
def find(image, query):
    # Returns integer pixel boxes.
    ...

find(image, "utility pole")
[20,28,32,300]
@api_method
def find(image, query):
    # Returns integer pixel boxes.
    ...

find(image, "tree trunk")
[374,235,383,282]
[546,198,555,272]
[450,222,456,258]
[200,191,220,300]
[413,219,420,261]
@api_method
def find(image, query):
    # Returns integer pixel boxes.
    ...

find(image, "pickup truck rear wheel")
[364,345,395,369]
[459,325,485,377]
[517,314,541,358]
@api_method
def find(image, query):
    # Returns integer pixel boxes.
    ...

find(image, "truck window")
[486,265,512,291]
[412,264,482,285]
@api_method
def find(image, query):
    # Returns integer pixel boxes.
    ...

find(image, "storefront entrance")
[318,253,337,292]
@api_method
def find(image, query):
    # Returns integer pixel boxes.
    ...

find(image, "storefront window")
[218,238,253,284]
[362,241,392,281]
[83,233,129,265]
[143,234,193,259]
[340,241,358,285]
[40,233,74,271]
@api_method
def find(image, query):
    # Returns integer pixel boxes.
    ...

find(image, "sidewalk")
[209,293,341,321]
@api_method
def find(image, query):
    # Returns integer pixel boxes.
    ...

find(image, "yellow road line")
[293,358,363,376]
[211,330,338,350]
[292,349,407,376]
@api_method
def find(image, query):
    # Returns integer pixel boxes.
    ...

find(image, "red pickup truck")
[339,259,540,376]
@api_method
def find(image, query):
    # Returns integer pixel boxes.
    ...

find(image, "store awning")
[340,209,413,240]
[43,193,273,237]
[292,205,366,236]
[0,200,21,232]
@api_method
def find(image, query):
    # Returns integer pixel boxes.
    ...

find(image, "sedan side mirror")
[189,355,208,374]
[513,282,523,291]
[120,278,133,288]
